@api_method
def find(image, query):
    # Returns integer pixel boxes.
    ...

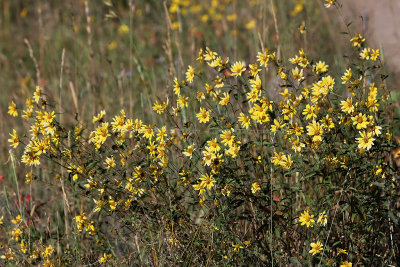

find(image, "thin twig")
[24,39,41,84]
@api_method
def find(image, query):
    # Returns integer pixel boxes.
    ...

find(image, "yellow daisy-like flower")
[313,61,328,74]
[292,67,304,82]
[196,107,211,123]
[351,113,369,130]
[337,248,348,255]
[271,119,286,133]
[306,120,324,143]
[324,0,335,8]
[309,241,323,255]
[183,144,195,158]
[177,95,189,108]
[193,182,206,195]
[251,182,261,194]
[370,49,379,61]
[104,157,116,169]
[203,47,217,61]
[350,33,365,47]
[93,110,106,124]
[230,61,246,76]
[219,92,230,106]
[186,65,195,83]
[220,130,235,147]
[173,78,181,96]
[8,101,18,117]
[199,173,216,190]
[33,86,41,103]
[356,131,375,150]
[360,48,371,60]
[257,49,270,67]
[341,98,355,114]
[317,211,327,226]
[341,68,352,84]
[238,113,250,129]
[340,261,352,267]
[8,129,19,148]
[43,244,54,258]
[232,243,243,251]
[118,24,129,35]
[299,209,315,228]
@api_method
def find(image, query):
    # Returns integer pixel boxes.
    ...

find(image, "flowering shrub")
[2,1,400,266]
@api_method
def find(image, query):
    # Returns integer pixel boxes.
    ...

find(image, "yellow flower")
[356,131,375,150]
[33,86,41,103]
[109,196,117,211]
[360,48,371,60]
[245,20,256,29]
[292,67,304,82]
[272,152,284,166]
[186,65,195,83]
[173,78,181,96]
[370,49,379,61]
[302,104,317,120]
[280,154,293,169]
[183,144,195,158]
[20,240,27,254]
[337,248,348,255]
[104,157,116,169]
[238,113,250,129]
[43,244,54,258]
[107,41,118,50]
[313,61,328,74]
[220,130,235,147]
[350,33,365,47]
[317,211,327,226]
[193,182,206,195]
[196,48,204,62]
[206,139,221,153]
[351,113,368,130]
[8,101,18,117]
[232,243,243,251]
[248,63,261,76]
[199,173,216,190]
[324,0,335,8]
[340,261,352,267]
[196,107,211,123]
[99,253,108,264]
[271,119,286,132]
[93,110,106,124]
[225,145,240,158]
[341,68,352,84]
[118,24,129,35]
[251,182,261,194]
[299,209,315,228]
[177,95,189,108]
[341,98,355,114]
[219,92,230,106]
[309,241,323,255]
[8,129,19,148]
[230,61,246,76]
[12,215,22,225]
[306,120,324,143]
[203,47,217,61]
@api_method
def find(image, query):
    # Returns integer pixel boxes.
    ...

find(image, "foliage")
[1,0,400,266]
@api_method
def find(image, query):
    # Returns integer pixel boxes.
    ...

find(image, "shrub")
[2,2,400,266]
